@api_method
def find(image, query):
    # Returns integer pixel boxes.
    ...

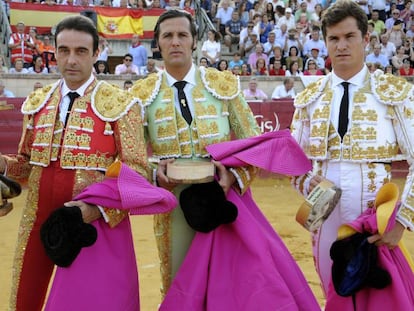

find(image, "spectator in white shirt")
[366,44,390,69]
[271,77,295,99]
[276,7,296,30]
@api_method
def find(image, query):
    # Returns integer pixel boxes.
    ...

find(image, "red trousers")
[13,162,75,311]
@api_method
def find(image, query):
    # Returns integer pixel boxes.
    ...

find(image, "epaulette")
[128,72,162,107]
[371,73,413,106]
[92,81,141,121]
[21,81,59,115]
[200,66,240,100]
[294,75,327,108]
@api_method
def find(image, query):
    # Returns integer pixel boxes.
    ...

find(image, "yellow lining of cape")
[337,182,414,272]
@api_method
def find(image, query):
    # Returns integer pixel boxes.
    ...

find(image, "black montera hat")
[40,206,97,267]
[180,180,238,233]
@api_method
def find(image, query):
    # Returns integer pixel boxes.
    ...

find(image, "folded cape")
[74,161,177,215]
[160,187,321,311]
[44,161,177,311]
[206,129,312,176]
[325,182,414,311]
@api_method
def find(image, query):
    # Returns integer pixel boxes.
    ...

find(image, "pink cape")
[44,163,177,311]
[206,129,312,176]
[161,132,318,310]
[160,187,320,311]
[325,206,414,311]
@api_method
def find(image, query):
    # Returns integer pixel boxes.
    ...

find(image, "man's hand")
[64,201,101,224]
[308,174,325,193]
[156,159,179,192]
[367,222,405,249]
[212,160,235,194]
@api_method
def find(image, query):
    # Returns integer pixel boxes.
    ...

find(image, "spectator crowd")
[3,0,414,98]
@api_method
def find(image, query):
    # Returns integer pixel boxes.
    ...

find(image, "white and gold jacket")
[291,71,414,230]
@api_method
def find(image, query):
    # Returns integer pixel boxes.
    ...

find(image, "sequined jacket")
[6,78,148,182]
[291,72,414,230]
[130,66,260,192]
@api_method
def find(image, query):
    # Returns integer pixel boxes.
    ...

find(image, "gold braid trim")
[129,72,162,106]
[372,73,413,105]
[200,67,240,99]
[91,81,141,121]
[21,81,59,115]
[230,166,257,195]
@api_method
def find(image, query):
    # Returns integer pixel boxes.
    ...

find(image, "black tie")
[338,82,350,140]
[65,91,80,126]
[174,81,192,125]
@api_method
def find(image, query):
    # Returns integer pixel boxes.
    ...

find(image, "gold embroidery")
[353,92,367,103]
[312,105,330,120]
[311,123,328,137]
[399,206,414,224]
[203,67,239,97]
[129,72,160,102]
[93,82,137,120]
[375,74,411,103]
[10,167,41,310]
[352,106,378,121]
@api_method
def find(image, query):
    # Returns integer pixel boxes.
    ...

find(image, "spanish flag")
[95,8,143,39]
[10,3,164,39]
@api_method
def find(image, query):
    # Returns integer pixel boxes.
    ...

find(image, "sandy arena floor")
[0,176,413,310]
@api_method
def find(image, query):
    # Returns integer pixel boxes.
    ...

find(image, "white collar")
[331,65,367,88]
[165,63,197,87]
[61,73,94,97]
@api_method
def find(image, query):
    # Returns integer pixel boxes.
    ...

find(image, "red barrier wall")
[0,97,407,177]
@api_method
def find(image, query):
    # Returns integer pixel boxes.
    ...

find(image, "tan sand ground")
[0,177,413,310]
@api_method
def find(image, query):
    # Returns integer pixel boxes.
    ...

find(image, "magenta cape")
[206,129,312,176]
[44,163,177,311]
[160,187,320,310]
[325,200,414,310]
[161,132,318,310]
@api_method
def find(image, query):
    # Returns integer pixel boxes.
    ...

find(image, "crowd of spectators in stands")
[4,0,414,99]
[200,0,414,79]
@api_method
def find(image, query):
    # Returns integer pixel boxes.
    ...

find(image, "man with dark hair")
[123,79,133,90]
[130,8,259,296]
[130,10,321,310]
[291,0,414,303]
[115,53,140,75]
[0,15,148,311]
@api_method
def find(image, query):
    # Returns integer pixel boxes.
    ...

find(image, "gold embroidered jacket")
[291,72,414,230]
[130,67,260,192]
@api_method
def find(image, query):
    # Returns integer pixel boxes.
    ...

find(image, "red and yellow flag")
[95,8,142,38]
[10,3,165,39]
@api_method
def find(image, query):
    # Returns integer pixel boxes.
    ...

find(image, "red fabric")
[269,68,286,76]
[16,161,75,311]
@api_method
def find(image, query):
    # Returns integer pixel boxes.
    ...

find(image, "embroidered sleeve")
[389,91,414,230]
[290,106,313,196]
[103,102,149,227]
[114,102,149,179]
[227,94,260,194]
[4,115,34,181]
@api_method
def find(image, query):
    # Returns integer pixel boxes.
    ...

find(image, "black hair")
[94,60,110,74]
[154,9,197,48]
[321,0,368,40]
[54,15,99,55]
